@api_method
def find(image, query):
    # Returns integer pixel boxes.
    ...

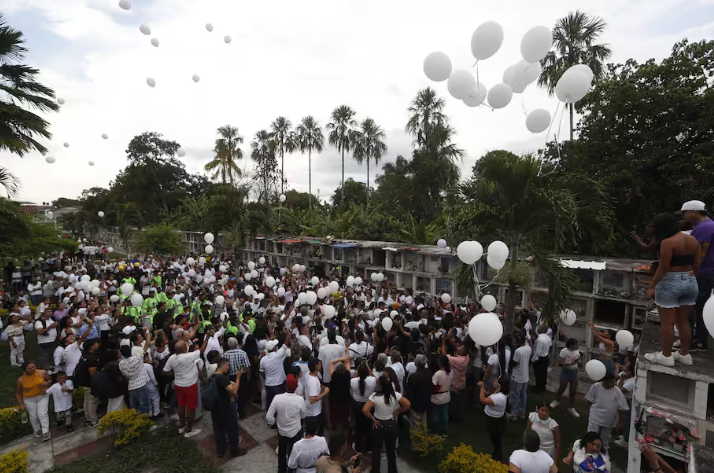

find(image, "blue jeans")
[128,385,151,415]
[655,271,698,309]
[509,381,528,416]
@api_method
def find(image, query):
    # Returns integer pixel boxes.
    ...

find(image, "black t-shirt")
[75,353,101,387]
[214,374,233,410]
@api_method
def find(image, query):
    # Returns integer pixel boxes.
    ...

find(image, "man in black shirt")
[211,358,247,458]
[406,354,432,448]
[74,339,102,426]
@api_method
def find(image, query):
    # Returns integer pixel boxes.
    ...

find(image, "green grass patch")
[0,331,40,409]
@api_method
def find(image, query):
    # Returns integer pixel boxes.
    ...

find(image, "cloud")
[4,0,714,203]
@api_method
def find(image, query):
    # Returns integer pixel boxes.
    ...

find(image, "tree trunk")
[281,150,285,194]
[569,103,574,141]
[366,159,370,206]
[341,147,345,202]
[506,241,519,333]
[309,149,312,210]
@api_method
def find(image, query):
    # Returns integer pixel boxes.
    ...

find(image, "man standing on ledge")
[679,200,714,352]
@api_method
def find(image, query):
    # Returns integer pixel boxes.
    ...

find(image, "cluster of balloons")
[204,233,214,255]
[456,240,509,271]
[371,272,385,282]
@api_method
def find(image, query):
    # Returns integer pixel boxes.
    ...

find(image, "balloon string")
[538,101,562,176]
[521,95,528,117]
[540,105,569,177]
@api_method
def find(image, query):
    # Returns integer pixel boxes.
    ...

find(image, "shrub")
[0,448,29,473]
[0,407,26,444]
[410,423,445,457]
[98,408,153,447]
[438,443,508,473]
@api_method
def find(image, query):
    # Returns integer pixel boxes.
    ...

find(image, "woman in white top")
[509,430,558,473]
[563,432,611,473]
[430,354,452,436]
[479,378,509,463]
[362,376,411,473]
[525,401,561,461]
[350,362,376,454]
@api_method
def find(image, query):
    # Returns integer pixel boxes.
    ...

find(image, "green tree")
[0,13,59,158]
[326,105,357,201]
[449,151,614,324]
[372,156,414,212]
[133,224,184,256]
[251,130,279,205]
[283,189,318,211]
[351,118,387,203]
[538,10,612,140]
[0,167,19,197]
[205,125,243,185]
[295,116,324,209]
[405,87,446,148]
[331,178,369,210]
[270,117,294,194]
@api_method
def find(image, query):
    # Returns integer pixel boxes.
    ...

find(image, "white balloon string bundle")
[537,101,562,176]
[470,261,500,302]
[539,104,568,177]
[520,95,529,117]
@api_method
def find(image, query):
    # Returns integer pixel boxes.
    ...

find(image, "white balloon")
[192,74,200,83]
[45,156,56,164]
[259,275,271,287]
[259,257,266,265]
[555,69,591,104]
[329,281,340,292]
[118,0,131,10]
[151,38,159,47]
[470,21,504,61]
[423,52,452,82]
[244,272,252,281]
[91,279,100,288]
[324,304,337,319]
[107,247,113,253]
[468,313,503,346]
[297,292,307,305]
[487,254,505,270]
[585,360,606,381]
[521,26,552,63]
[81,275,91,282]
[279,194,286,203]
[566,64,594,84]
[215,295,225,306]
[277,287,285,297]
[346,276,355,287]
[456,241,483,265]
[139,24,151,35]
[188,269,196,277]
[205,23,214,32]
[526,109,552,134]
[381,317,393,331]
[487,241,509,262]
[317,287,327,299]
[310,276,319,285]
[247,261,255,270]
[463,83,488,107]
[63,142,69,148]
[224,36,231,44]
[481,295,497,311]
[377,273,384,282]
[616,330,635,349]
[390,310,398,318]
[292,264,300,272]
[354,277,363,285]
[110,295,120,302]
[447,70,477,100]
[102,133,108,139]
[257,293,264,300]
[560,309,576,326]
[487,83,513,109]
[205,245,214,254]
[521,60,542,85]
[92,287,100,296]
[250,269,258,279]
[441,293,451,304]
[88,161,95,166]
[219,265,227,273]
[299,265,306,273]
[57,98,65,105]
[130,294,144,307]
[306,291,318,305]
[187,257,195,266]
[98,211,105,217]
[199,257,206,265]
[371,273,378,281]
[177,148,186,157]
[146,78,156,88]
[437,239,447,248]
[244,285,254,296]
[205,233,215,244]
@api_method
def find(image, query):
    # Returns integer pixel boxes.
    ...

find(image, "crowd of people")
[0,241,686,473]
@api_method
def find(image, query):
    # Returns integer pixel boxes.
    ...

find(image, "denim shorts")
[655,271,698,309]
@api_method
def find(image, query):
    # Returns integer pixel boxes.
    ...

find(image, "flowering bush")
[98,408,153,447]
[410,423,445,457]
[438,443,508,473]
[0,448,29,473]
[0,407,27,444]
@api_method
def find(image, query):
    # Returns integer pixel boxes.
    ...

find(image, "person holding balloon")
[584,373,629,452]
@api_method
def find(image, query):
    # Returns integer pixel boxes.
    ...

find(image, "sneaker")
[644,351,675,367]
[568,408,580,418]
[161,402,170,409]
[230,448,247,457]
[674,352,693,366]
[549,400,560,409]
[184,427,202,438]
[67,425,74,433]
[34,430,42,438]
[691,342,709,353]
[381,452,387,461]
[178,423,188,434]
[42,432,51,442]
[614,436,626,448]
[170,413,180,421]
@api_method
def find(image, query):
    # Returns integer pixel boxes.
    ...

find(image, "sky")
[3,0,714,204]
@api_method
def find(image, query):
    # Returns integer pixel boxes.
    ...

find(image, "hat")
[286,374,298,392]
[265,339,279,351]
[121,326,136,335]
[134,262,140,267]
[677,200,707,214]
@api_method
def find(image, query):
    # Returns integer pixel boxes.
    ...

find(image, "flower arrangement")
[410,423,445,457]
[0,448,29,473]
[98,408,153,447]
[438,443,508,473]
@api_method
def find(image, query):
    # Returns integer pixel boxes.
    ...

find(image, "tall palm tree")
[538,11,612,140]
[295,116,324,209]
[205,125,243,185]
[251,130,276,205]
[0,14,59,156]
[326,105,357,201]
[270,117,294,195]
[351,118,387,205]
[405,87,447,148]
[0,167,19,197]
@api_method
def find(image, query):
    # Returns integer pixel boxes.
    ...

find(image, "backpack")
[201,374,219,411]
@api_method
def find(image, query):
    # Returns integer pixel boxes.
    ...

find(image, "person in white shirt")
[143,354,163,420]
[296,325,312,351]
[317,331,344,384]
[46,371,75,432]
[35,309,58,370]
[287,419,329,473]
[386,351,406,389]
[509,332,532,419]
[509,430,558,473]
[163,338,208,438]
[479,378,510,463]
[303,358,330,436]
[615,360,636,447]
[531,326,552,393]
[267,374,306,473]
[348,330,373,362]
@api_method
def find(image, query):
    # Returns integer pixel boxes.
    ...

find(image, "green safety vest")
[143,297,158,312]
[121,306,141,320]
[226,322,238,336]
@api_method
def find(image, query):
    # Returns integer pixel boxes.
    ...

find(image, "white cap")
[121,326,136,335]
[265,339,279,351]
[678,200,707,214]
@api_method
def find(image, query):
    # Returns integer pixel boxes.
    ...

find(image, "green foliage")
[0,407,25,445]
[282,189,319,211]
[410,423,445,457]
[331,178,369,210]
[205,125,243,185]
[97,408,153,447]
[133,224,184,256]
[0,448,28,473]
[438,443,508,473]
[0,199,74,258]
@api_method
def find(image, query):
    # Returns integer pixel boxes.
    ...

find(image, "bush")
[98,408,153,447]
[0,407,26,444]
[438,443,508,473]
[0,448,29,473]
[410,423,445,457]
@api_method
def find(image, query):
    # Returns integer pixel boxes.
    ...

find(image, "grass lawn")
[397,393,628,472]
[0,330,41,409]
[47,427,221,473]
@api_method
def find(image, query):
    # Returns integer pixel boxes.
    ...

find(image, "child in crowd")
[143,353,163,421]
[585,373,630,452]
[47,371,74,432]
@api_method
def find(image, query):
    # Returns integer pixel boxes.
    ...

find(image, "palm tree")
[405,87,447,148]
[251,130,277,205]
[295,116,324,209]
[0,14,59,156]
[538,11,612,140]
[351,118,387,205]
[326,106,357,201]
[270,117,294,195]
[0,167,19,197]
[205,125,243,185]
